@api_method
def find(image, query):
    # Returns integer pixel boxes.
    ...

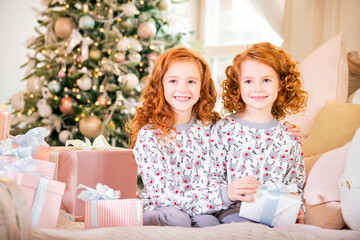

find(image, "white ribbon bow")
[65,135,114,150]
[66,29,94,62]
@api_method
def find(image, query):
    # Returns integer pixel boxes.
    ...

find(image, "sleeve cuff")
[220,184,233,207]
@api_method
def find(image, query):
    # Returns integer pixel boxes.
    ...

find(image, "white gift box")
[239,183,301,227]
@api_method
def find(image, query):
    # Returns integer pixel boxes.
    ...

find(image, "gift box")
[84,198,143,229]
[239,183,301,227]
[56,147,137,216]
[7,172,65,228]
[0,110,11,141]
[0,155,55,179]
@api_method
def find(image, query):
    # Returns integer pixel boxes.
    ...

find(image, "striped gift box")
[84,198,143,229]
[0,155,56,179]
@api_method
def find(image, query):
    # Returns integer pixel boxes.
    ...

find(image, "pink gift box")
[84,198,143,229]
[0,110,11,141]
[0,155,56,179]
[14,172,65,228]
[57,148,137,216]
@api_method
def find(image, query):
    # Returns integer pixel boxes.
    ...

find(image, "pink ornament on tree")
[60,97,74,114]
[137,22,156,39]
[58,70,66,78]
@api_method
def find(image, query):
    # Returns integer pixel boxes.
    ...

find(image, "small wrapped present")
[78,184,143,229]
[54,136,137,216]
[0,110,11,141]
[239,183,301,227]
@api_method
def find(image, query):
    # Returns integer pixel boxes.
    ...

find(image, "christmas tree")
[9,0,189,147]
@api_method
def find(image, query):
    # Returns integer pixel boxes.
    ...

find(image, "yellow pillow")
[303,101,360,155]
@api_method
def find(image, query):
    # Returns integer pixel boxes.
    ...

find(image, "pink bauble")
[147,52,158,62]
[137,22,156,39]
[58,70,66,78]
[115,52,126,63]
[60,97,74,114]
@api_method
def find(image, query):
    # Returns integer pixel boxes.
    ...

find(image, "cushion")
[284,32,348,138]
[302,101,360,156]
[303,143,351,229]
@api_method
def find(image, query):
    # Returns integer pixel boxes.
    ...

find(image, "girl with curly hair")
[211,42,308,224]
[129,47,231,228]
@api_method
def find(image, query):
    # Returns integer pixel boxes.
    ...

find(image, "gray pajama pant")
[143,207,220,228]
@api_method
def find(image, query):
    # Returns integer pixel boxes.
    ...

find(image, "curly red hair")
[128,47,219,148]
[222,42,307,120]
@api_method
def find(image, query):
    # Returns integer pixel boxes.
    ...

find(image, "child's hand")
[283,121,304,146]
[227,176,260,202]
[296,208,305,224]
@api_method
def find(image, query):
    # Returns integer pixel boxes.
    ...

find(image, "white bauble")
[59,130,73,144]
[124,73,139,89]
[77,77,92,91]
[116,38,131,51]
[122,3,138,17]
[27,75,42,93]
[10,92,25,111]
[37,99,53,117]
[129,38,142,52]
[128,52,141,63]
[48,80,61,93]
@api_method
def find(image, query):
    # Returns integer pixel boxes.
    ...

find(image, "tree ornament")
[54,17,74,39]
[119,18,134,33]
[59,130,72,143]
[41,87,52,99]
[10,92,25,111]
[157,0,172,10]
[48,80,61,93]
[122,2,138,17]
[124,73,139,89]
[79,15,95,30]
[37,99,53,117]
[137,22,157,39]
[74,2,83,10]
[129,38,142,52]
[77,76,92,91]
[140,75,150,89]
[147,52,158,62]
[27,75,42,93]
[79,115,102,138]
[128,52,141,63]
[97,94,108,106]
[116,38,130,51]
[115,52,126,63]
[89,49,101,60]
[60,97,74,114]
[58,70,66,78]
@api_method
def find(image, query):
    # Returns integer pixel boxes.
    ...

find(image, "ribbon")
[31,177,49,227]
[136,200,142,226]
[66,135,114,150]
[91,201,98,228]
[77,183,121,201]
[66,29,93,62]
[257,183,298,226]
[14,127,50,158]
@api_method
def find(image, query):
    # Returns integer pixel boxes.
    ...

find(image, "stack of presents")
[0,109,142,229]
[0,108,302,229]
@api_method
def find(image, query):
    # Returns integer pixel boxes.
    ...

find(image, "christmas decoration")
[11,0,190,147]
[54,17,74,39]
[79,15,95,30]
[79,115,101,138]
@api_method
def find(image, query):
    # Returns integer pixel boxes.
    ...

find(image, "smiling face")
[240,60,280,117]
[163,60,201,122]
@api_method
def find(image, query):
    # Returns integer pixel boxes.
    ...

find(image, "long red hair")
[222,42,308,119]
[128,47,219,148]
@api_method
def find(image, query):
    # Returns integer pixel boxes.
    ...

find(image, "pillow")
[302,101,360,156]
[347,88,360,104]
[303,143,351,229]
[284,32,348,138]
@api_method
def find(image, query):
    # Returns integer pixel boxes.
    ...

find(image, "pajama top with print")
[211,115,306,202]
[133,118,230,217]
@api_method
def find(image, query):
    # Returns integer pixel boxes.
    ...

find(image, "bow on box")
[13,127,50,158]
[239,183,301,227]
[66,135,115,150]
[77,183,121,201]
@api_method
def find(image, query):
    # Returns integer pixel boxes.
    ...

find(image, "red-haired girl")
[211,42,308,224]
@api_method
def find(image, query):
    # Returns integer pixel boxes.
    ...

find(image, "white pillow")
[284,32,349,137]
[347,88,360,104]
